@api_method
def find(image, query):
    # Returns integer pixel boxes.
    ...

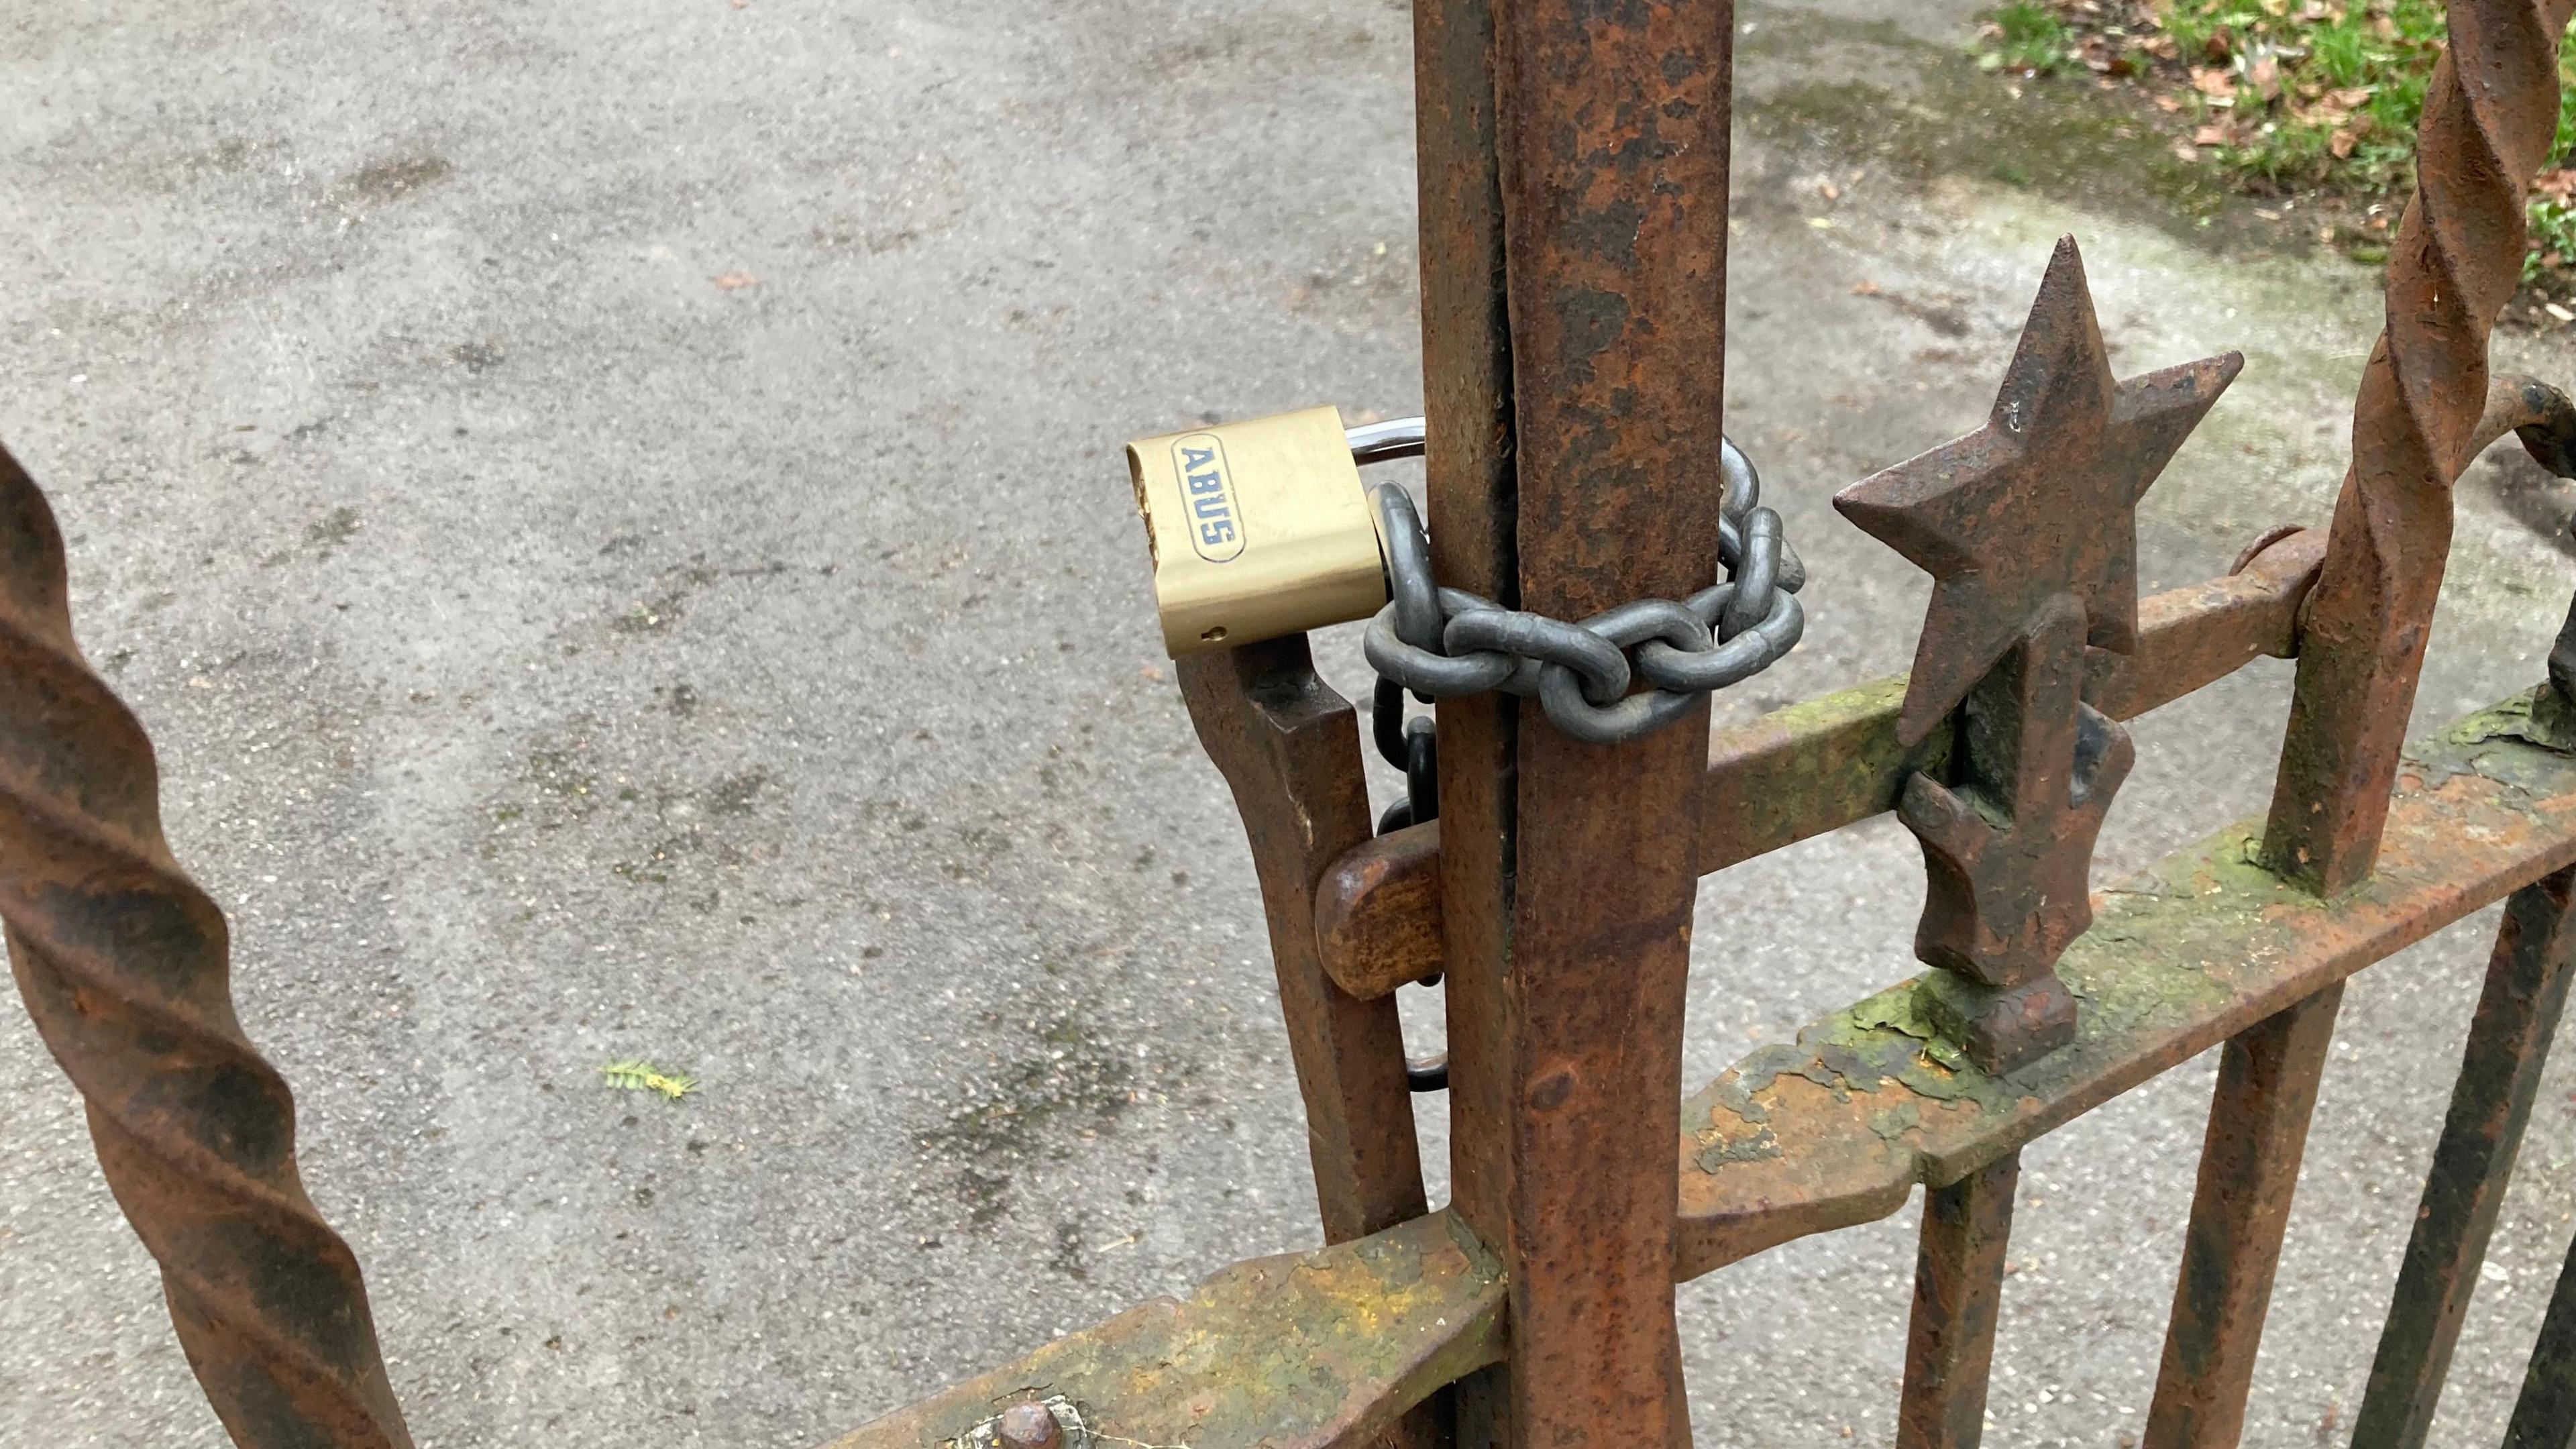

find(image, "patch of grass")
[1984,1,2078,75]
[1974,0,2576,294]
[601,1058,699,1101]
[2532,178,2576,282]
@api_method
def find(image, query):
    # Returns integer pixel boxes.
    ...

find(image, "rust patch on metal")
[1835,237,2240,1071]
[0,443,415,1448]
[2262,0,2576,894]
[825,1213,1504,1449]
[1314,822,1442,1002]
[1313,537,2324,1001]
[1177,638,1426,1244]
[1673,699,2576,1280]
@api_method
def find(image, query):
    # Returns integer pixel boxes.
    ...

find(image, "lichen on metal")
[1674,695,2576,1279]
[826,1212,1503,1449]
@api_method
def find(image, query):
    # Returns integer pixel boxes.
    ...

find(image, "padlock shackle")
[1345,417,1427,466]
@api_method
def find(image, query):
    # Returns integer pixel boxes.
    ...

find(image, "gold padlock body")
[1128,405,1389,657]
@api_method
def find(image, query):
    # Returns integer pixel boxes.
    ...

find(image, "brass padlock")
[1128,405,1389,657]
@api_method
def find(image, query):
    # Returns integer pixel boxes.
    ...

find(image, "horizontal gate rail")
[820,1213,1506,1449]
[1320,362,2576,1006]
[832,690,2576,1449]
[1313,523,2328,1000]
[1687,689,2576,1273]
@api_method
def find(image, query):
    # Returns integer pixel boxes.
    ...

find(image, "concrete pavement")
[8,1,2576,1444]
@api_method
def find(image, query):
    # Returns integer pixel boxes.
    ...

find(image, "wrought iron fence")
[10,1,2576,1446]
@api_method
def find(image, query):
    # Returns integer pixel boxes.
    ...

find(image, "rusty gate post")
[1411,2,1515,1442]
[1421,3,1735,1446]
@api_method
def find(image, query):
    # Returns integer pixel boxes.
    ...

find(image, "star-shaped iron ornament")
[1833,235,2243,749]
[1831,236,2242,1073]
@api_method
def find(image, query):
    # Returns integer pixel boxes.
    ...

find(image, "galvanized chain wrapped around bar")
[0,443,415,1449]
[2262,0,2576,890]
[1354,420,1805,751]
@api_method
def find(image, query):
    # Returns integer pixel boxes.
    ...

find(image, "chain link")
[1344,419,1805,1085]
[1352,422,1807,816]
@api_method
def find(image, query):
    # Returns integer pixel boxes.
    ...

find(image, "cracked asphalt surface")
[11,1,2576,1445]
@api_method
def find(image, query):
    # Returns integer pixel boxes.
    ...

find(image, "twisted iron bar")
[2265,0,2576,891]
[0,443,412,1448]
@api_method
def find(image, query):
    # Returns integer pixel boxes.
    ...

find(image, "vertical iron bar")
[2507,1230,2576,1448]
[1177,639,1440,1449]
[2156,9,2574,1442]
[1897,1152,2021,1449]
[2351,865,2576,1447]
[2261,0,2575,894]
[1177,639,1428,1243]
[2144,983,2345,1448]
[1413,0,1516,1440]
[0,443,415,1449]
[1431,1,1734,1444]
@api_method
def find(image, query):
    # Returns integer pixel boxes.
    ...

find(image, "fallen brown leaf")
[2192,66,2236,102]
[2153,93,2184,113]
[2249,55,2280,103]
[2328,127,2357,159]
[2194,123,2233,146]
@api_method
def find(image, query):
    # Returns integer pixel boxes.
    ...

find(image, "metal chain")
[1349,418,1807,838]
[1350,420,1804,1093]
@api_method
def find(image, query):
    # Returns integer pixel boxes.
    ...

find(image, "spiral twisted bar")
[2265,0,2576,892]
[0,443,411,1448]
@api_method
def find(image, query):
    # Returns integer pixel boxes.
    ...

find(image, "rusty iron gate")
[15,1,2576,1447]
